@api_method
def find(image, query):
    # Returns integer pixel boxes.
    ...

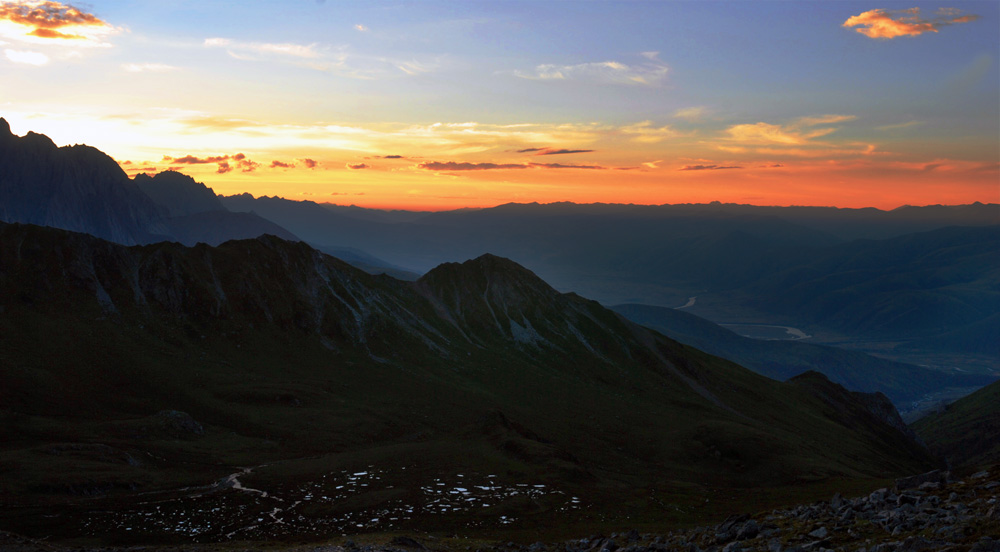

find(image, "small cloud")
[843,8,979,39]
[204,37,320,59]
[354,24,368,32]
[679,164,743,171]
[270,160,295,169]
[723,122,836,145]
[164,154,230,164]
[418,161,606,171]
[642,160,663,169]
[0,1,118,47]
[300,158,318,168]
[672,106,707,121]
[876,120,924,131]
[534,148,594,156]
[529,162,603,170]
[4,48,47,65]
[620,121,681,143]
[163,152,258,173]
[796,114,856,126]
[516,147,545,153]
[419,161,527,171]
[515,52,668,85]
[346,162,369,170]
[376,154,404,159]
[122,62,177,73]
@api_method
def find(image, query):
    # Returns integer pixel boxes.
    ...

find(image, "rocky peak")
[134,170,226,217]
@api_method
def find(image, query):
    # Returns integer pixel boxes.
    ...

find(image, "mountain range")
[2,119,999,545]
[0,221,937,541]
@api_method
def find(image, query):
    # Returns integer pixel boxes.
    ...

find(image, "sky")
[0,0,997,210]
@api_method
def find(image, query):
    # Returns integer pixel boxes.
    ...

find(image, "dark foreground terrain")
[2,467,998,552]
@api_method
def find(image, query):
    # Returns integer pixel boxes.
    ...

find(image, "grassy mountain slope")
[912,380,1000,470]
[0,222,936,542]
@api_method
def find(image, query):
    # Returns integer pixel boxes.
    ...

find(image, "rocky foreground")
[2,468,999,552]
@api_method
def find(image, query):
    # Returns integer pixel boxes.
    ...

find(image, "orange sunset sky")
[1,0,997,210]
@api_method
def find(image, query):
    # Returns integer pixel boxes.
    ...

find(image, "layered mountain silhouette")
[219,194,1000,364]
[0,118,297,248]
[0,221,937,540]
[611,304,995,409]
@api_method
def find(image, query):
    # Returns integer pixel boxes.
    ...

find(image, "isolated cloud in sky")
[418,161,606,171]
[843,7,979,39]
[679,164,743,171]
[515,52,669,85]
[271,160,294,168]
[346,162,369,170]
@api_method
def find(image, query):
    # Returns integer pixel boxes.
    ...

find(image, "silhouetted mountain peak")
[0,117,11,139]
[134,170,225,217]
[419,254,560,310]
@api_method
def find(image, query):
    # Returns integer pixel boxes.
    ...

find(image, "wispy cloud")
[876,120,924,131]
[204,37,320,59]
[722,114,855,146]
[515,52,669,85]
[354,24,368,32]
[515,147,594,156]
[346,162,369,170]
[271,160,294,169]
[843,7,979,39]
[4,47,45,64]
[121,62,177,73]
[0,1,118,47]
[418,161,606,171]
[672,106,707,121]
[619,121,681,143]
[678,164,743,171]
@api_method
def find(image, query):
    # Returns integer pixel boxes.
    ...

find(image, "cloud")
[515,147,595,156]
[875,120,924,131]
[270,160,294,169]
[354,24,367,32]
[418,161,606,171]
[4,47,45,64]
[679,164,743,171]
[672,106,707,121]
[515,52,668,85]
[0,1,118,47]
[620,121,681,143]
[122,62,177,73]
[164,154,230,164]
[843,8,979,39]
[346,162,369,170]
[163,152,259,173]
[722,114,854,146]
[204,37,320,59]
[642,160,662,169]
[419,161,528,171]
[300,158,318,168]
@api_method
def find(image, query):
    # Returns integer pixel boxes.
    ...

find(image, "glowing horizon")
[2,1,997,211]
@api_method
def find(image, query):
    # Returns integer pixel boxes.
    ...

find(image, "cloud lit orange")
[843,8,979,39]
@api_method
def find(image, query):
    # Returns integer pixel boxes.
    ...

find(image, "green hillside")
[912,380,1000,470]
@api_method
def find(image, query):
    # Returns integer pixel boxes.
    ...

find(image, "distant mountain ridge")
[0,118,302,249]
[611,303,996,408]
